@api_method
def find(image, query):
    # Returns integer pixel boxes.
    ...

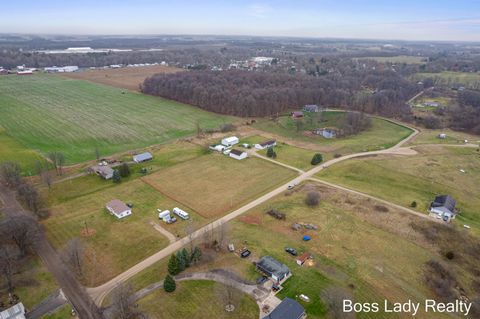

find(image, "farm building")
[429,195,457,219]
[90,165,114,180]
[133,152,153,163]
[209,144,226,152]
[44,65,79,73]
[423,101,439,107]
[221,136,239,147]
[303,104,322,112]
[438,133,447,139]
[256,256,290,284]
[0,302,26,319]
[263,298,306,319]
[296,252,312,266]
[229,149,248,160]
[313,128,337,139]
[106,199,132,219]
[291,111,304,119]
[16,70,33,75]
[254,140,276,150]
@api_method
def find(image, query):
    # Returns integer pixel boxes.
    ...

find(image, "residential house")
[313,128,337,139]
[303,104,321,113]
[90,165,114,180]
[296,252,312,266]
[438,133,447,139]
[263,298,306,319]
[423,101,439,107]
[0,302,26,319]
[291,111,304,119]
[429,195,457,219]
[256,256,290,284]
[221,136,239,147]
[133,152,153,163]
[229,149,248,160]
[106,199,132,219]
[254,140,276,150]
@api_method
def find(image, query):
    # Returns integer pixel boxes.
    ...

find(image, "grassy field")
[43,179,182,286]
[137,280,258,319]
[126,183,453,318]
[317,145,480,228]
[411,71,480,89]
[142,154,297,218]
[357,55,426,64]
[258,142,316,170]
[63,65,182,91]
[0,127,44,174]
[0,257,57,309]
[409,128,480,146]
[0,74,231,164]
[252,111,413,156]
[41,304,73,319]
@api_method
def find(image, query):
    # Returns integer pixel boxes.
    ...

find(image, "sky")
[2,0,480,42]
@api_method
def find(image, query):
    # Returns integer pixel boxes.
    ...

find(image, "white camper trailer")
[173,207,190,220]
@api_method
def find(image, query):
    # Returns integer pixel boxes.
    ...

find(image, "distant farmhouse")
[313,128,338,139]
[303,104,322,113]
[429,195,457,219]
[263,298,306,319]
[423,101,439,107]
[255,140,276,150]
[221,136,239,147]
[44,65,79,73]
[89,165,114,180]
[291,111,304,119]
[133,152,153,163]
[256,256,290,284]
[106,199,132,219]
[229,149,248,160]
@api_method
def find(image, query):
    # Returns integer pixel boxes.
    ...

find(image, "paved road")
[0,185,103,319]
[26,290,67,319]
[86,121,421,305]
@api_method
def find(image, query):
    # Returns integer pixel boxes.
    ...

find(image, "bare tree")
[17,182,41,214]
[1,217,38,257]
[95,147,101,161]
[321,287,355,319]
[62,238,85,278]
[0,245,21,294]
[0,161,22,188]
[185,223,196,254]
[217,221,229,250]
[111,283,146,319]
[48,152,66,176]
[215,273,241,312]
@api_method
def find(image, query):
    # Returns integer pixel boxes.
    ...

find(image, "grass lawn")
[0,257,57,310]
[258,142,317,170]
[0,74,232,164]
[142,154,297,218]
[409,128,480,146]
[41,304,73,319]
[0,127,44,175]
[43,179,179,286]
[138,280,258,319]
[411,71,480,89]
[252,111,413,156]
[317,145,480,229]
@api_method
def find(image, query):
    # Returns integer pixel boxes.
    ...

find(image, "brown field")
[62,65,183,91]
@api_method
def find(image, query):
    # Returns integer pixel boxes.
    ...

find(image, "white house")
[229,149,248,160]
[0,302,26,319]
[221,136,239,147]
[254,140,276,150]
[106,199,132,219]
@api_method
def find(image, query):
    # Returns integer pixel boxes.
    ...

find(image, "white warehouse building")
[221,136,239,147]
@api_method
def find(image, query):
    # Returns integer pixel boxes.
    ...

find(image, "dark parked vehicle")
[285,247,298,256]
[256,276,268,285]
[240,249,251,258]
[272,285,280,292]
[126,203,134,208]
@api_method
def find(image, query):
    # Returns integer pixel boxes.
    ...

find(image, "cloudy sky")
[2,0,480,41]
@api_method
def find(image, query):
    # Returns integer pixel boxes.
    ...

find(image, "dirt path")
[149,221,177,244]
[0,185,103,319]
[249,150,305,173]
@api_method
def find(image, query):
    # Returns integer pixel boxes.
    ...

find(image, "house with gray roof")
[133,152,153,163]
[263,298,306,319]
[256,256,290,283]
[429,195,457,219]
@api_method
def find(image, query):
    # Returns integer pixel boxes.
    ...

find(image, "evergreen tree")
[191,246,202,264]
[176,252,186,272]
[311,153,323,165]
[181,248,190,268]
[167,254,179,275]
[118,163,130,177]
[112,169,121,183]
[164,274,176,293]
[272,151,277,159]
[266,147,274,158]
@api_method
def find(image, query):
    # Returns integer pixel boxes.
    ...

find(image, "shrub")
[266,147,275,158]
[334,153,342,158]
[374,205,389,212]
[112,169,121,183]
[168,254,179,275]
[305,191,320,206]
[164,274,176,293]
[220,123,236,132]
[311,153,323,165]
[445,251,455,260]
[410,201,417,208]
[118,163,130,178]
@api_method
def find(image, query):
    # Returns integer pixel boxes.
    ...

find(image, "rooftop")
[257,256,290,279]
[106,199,130,214]
[263,298,305,319]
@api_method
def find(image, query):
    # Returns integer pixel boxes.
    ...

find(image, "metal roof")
[133,152,153,162]
[263,298,305,319]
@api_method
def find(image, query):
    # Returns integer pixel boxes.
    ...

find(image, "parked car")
[272,284,280,292]
[240,249,251,258]
[287,185,295,190]
[285,247,298,256]
[126,203,134,208]
[256,276,268,285]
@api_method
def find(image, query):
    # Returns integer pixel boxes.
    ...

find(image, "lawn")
[137,280,258,319]
[252,111,413,156]
[0,257,57,310]
[41,304,73,319]
[258,142,317,170]
[0,127,44,175]
[411,71,480,89]
[317,145,480,229]
[43,179,181,286]
[409,128,480,146]
[142,154,297,218]
[0,74,232,164]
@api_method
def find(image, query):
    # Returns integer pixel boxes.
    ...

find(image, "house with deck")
[429,195,457,219]
[256,256,290,284]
